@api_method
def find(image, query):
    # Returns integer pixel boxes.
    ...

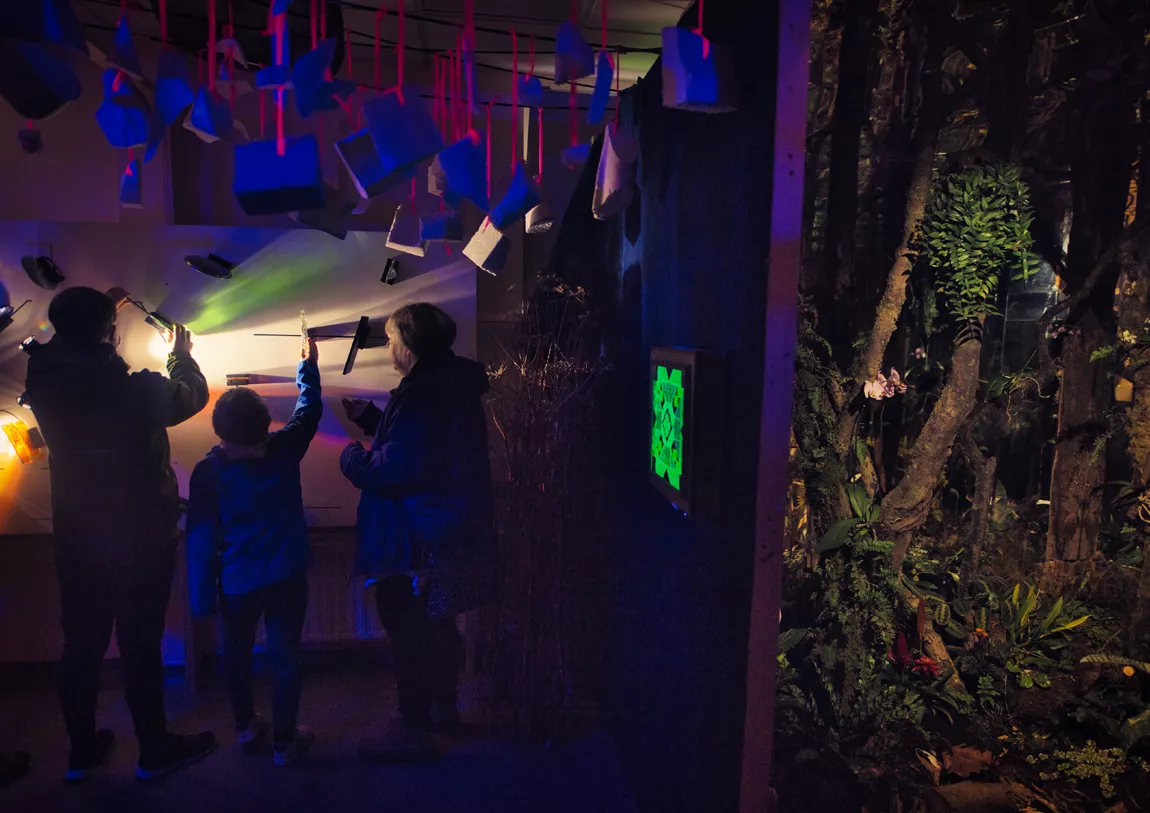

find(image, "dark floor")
[0,663,638,813]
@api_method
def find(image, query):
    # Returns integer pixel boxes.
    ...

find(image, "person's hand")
[105,287,131,313]
[342,397,369,422]
[172,324,193,355]
[302,336,318,364]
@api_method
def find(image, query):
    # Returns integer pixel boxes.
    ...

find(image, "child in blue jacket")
[187,337,321,766]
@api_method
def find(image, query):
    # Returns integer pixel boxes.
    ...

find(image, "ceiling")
[70,0,689,96]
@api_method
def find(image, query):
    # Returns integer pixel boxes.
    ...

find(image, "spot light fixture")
[20,255,65,290]
[381,257,399,286]
[20,336,41,354]
[184,254,236,279]
[0,301,31,336]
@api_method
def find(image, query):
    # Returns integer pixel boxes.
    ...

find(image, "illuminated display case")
[649,347,722,516]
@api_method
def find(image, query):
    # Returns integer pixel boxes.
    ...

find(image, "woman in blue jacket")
[340,303,495,763]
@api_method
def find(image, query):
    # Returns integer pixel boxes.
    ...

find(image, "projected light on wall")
[649,347,722,516]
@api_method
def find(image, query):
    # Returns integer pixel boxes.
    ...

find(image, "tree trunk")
[822,0,879,357]
[958,437,998,593]
[887,333,984,568]
[834,13,944,462]
[1044,313,1107,567]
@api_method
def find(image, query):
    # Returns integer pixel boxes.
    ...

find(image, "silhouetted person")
[187,336,322,767]
[340,303,495,762]
[23,287,216,782]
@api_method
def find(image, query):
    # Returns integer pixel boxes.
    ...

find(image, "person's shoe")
[64,729,115,784]
[272,727,314,767]
[358,717,437,764]
[136,732,216,782]
[236,717,267,753]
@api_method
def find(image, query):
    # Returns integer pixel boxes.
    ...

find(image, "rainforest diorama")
[774,0,1150,810]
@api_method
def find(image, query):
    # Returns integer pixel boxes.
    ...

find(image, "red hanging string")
[208,0,217,95]
[601,0,608,52]
[570,0,576,23]
[529,35,536,76]
[160,0,168,45]
[410,177,416,205]
[396,0,405,92]
[120,0,127,22]
[462,31,472,132]
[432,56,440,131]
[310,0,317,50]
[537,107,543,180]
[227,0,234,38]
[511,28,518,169]
[569,82,577,148]
[113,70,126,92]
[614,46,621,130]
[126,147,134,175]
[450,46,459,140]
[485,102,492,205]
[695,0,709,58]
[322,1,331,79]
[228,41,236,112]
[26,119,33,131]
[345,25,353,77]
[374,4,386,96]
[275,13,286,156]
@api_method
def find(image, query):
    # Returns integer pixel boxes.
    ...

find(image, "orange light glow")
[1,416,45,465]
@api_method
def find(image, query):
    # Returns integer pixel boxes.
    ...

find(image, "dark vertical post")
[740,0,811,809]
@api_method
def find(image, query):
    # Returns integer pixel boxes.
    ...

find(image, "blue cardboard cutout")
[420,211,464,243]
[554,21,595,83]
[185,87,234,143]
[518,75,544,109]
[271,0,296,14]
[293,38,334,118]
[119,159,142,208]
[96,69,148,148]
[363,84,445,182]
[335,129,416,200]
[44,0,88,55]
[661,26,737,113]
[436,130,488,211]
[234,135,325,216]
[0,41,81,120]
[561,141,591,168]
[256,64,293,90]
[109,16,143,78]
[489,162,542,230]
[145,49,194,161]
[587,51,614,125]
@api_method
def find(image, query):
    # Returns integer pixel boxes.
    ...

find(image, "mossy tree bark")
[885,332,984,569]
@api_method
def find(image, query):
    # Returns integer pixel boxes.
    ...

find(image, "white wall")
[0,221,478,535]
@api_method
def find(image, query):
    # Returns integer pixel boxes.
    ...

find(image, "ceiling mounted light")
[21,255,65,290]
[381,257,399,286]
[184,253,236,279]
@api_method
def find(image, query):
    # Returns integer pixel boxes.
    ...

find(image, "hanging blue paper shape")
[144,49,194,161]
[271,0,296,14]
[293,38,335,119]
[183,87,234,144]
[0,41,82,120]
[363,84,445,182]
[554,21,595,84]
[436,130,488,211]
[587,51,614,125]
[256,65,293,90]
[661,27,737,113]
[463,218,510,275]
[109,15,143,79]
[234,135,324,216]
[489,162,542,230]
[301,79,356,119]
[518,75,544,109]
[335,128,390,200]
[96,68,148,148]
[561,141,591,169]
[44,0,88,56]
[419,210,464,243]
[290,186,355,240]
[18,126,43,153]
[119,158,142,208]
[386,204,426,257]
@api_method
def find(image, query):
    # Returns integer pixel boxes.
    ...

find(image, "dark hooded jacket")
[339,353,495,618]
[23,338,209,565]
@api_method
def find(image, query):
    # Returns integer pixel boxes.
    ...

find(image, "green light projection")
[651,365,685,491]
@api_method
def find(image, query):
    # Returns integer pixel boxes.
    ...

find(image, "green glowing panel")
[651,364,685,491]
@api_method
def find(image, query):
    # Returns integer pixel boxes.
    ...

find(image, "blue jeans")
[221,573,309,745]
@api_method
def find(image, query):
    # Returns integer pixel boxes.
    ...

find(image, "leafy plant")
[1028,740,1141,798]
[920,164,1040,327]
[816,482,882,554]
[997,584,1090,689]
